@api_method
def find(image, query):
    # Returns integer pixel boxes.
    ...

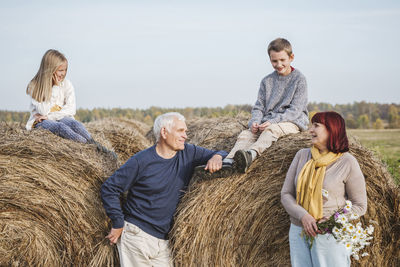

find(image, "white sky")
[1,0,399,111]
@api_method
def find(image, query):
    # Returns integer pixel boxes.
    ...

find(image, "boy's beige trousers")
[226,122,300,159]
[117,221,173,267]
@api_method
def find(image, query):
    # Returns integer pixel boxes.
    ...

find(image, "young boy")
[226,37,309,173]
[196,38,308,177]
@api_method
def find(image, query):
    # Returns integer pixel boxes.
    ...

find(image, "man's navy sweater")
[101,144,227,240]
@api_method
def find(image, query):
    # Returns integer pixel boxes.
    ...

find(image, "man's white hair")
[153,112,186,142]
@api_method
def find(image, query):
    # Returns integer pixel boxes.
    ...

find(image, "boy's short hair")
[268,38,292,57]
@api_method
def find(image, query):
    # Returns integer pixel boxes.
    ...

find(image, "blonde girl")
[26,49,93,143]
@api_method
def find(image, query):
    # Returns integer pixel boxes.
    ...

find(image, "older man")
[101,112,227,266]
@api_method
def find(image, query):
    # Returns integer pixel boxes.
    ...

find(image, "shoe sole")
[234,150,249,173]
[192,165,233,181]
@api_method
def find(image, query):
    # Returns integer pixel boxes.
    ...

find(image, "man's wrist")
[213,154,223,159]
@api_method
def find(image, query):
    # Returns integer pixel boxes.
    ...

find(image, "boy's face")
[269,50,294,76]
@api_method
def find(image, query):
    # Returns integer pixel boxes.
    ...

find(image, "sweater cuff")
[215,151,228,159]
[296,209,308,222]
[112,217,125,229]
[248,119,261,129]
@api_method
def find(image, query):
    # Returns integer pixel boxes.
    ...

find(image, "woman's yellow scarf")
[296,146,343,219]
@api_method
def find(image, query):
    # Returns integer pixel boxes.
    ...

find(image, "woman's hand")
[317,217,328,224]
[301,213,319,237]
[34,113,48,122]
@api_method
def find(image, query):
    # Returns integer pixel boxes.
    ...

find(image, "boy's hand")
[251,122,259,133]
[258,121,271,132]
[205,154,223,173]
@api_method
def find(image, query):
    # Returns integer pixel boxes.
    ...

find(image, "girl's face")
[53,61,68,85]
[309,122,329,153]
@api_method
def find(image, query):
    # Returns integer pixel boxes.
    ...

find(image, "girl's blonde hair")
[26,49,67,102]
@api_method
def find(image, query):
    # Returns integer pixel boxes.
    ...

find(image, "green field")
[348,129,400,184]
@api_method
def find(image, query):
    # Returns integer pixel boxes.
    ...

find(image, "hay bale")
[0,120,148,266]
[185,115,248,151]
[170,124,400,266]
[86,118,152,163]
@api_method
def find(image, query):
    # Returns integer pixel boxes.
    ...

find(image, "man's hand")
[106,227,123,245]
[34,113,48,122]
[251,122,259,134]
[258,121,271,132]
[204,154,223,173]
[301,213,318,237]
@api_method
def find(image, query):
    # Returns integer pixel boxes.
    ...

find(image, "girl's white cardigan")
[26,79,76,130]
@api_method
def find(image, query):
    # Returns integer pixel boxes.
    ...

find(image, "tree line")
[1,102,400,129]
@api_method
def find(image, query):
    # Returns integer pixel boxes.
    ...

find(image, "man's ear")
[160,127,168,140]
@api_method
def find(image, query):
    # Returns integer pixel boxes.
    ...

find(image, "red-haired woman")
[281,111,367,266]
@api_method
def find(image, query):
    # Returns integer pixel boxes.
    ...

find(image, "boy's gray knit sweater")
[249,68,309,131]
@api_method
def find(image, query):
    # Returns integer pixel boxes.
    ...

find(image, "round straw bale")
[185,115,248,151]
[170,127,400,266]
[0,122,120,266]
[86,118,152,162]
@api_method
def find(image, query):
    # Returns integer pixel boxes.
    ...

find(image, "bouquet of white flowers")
[304,200,375,260]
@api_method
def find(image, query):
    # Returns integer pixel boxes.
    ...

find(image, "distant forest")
[1,101,400,129]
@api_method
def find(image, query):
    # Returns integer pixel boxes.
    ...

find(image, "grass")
[348,129,400,184]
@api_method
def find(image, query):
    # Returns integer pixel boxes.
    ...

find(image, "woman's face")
[53,61,68,85]
[309,122,329,152]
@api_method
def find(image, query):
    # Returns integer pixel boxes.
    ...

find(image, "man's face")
[269,50,294,76]
[164,118,187,151]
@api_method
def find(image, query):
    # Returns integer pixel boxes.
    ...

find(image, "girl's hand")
[52,73,60,86]
[301,213,318,237]
[258,121,271,132]
[34,113,48,122]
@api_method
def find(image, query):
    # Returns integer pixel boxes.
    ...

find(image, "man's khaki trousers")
[117,221,173,267]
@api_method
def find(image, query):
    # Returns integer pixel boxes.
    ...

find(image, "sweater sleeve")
[268,75,308,125]
[281,150,309,221]
[47,80,76,121]
[29,98,52,116]
[101,156,140,228]
[190,144,228,166]
[248,80,266,128]
[344,156,367,216]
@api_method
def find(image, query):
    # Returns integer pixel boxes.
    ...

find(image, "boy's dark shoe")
[233,150,253,173]
[192,164,233,181]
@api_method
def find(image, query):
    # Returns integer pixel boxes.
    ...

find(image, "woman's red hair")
[311,111,349,153]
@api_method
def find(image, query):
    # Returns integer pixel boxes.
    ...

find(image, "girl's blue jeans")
[35,117,91,143]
